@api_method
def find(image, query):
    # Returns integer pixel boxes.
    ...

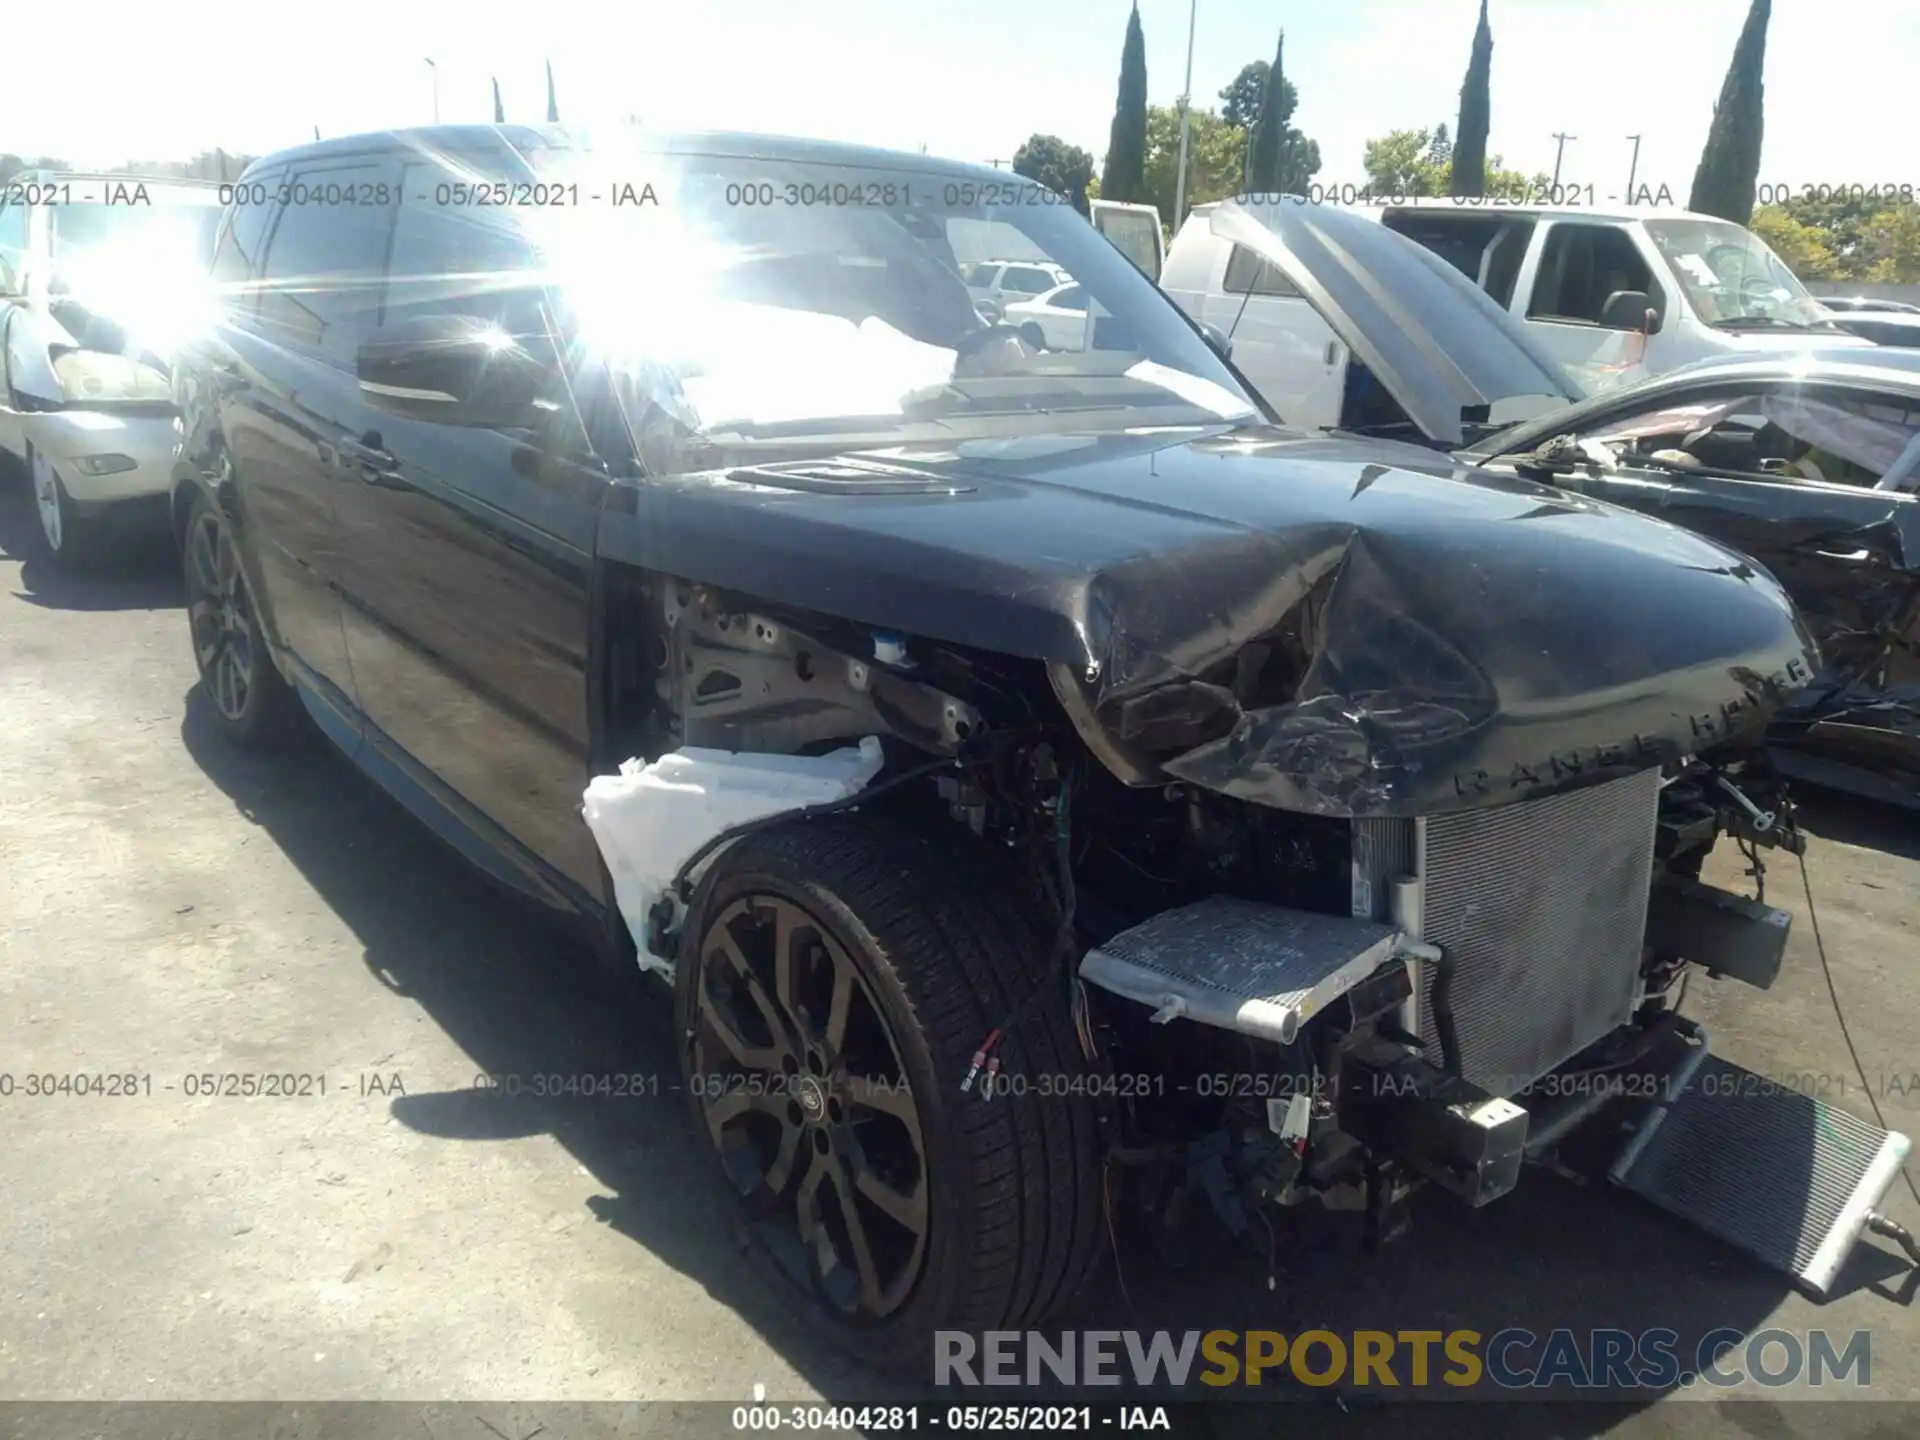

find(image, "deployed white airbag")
[582,737,887,977]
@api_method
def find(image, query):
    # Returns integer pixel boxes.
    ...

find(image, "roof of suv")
[242,124,1020,185]
[4,169,222,191]
[1186,197,1712,226]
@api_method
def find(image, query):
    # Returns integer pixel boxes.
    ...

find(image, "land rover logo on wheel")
[794,1075,828,1122]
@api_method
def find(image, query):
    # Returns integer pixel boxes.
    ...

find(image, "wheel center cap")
[793,1074,828,1123]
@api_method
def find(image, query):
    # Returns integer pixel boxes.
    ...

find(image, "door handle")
[340,435,398,483]
[1324,341,1340,367]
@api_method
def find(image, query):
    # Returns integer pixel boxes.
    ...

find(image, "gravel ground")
[3,465,1918,1438]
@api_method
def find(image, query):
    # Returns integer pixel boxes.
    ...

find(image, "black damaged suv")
[172,124,1900,1366]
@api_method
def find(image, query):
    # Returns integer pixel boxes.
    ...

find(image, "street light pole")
[1551,132,1577,189]
[424,58,440,123]
[1625,134,1643,197]
[1172,0,1198,228]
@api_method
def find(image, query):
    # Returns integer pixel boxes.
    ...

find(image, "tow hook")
[1713,774,1774,834]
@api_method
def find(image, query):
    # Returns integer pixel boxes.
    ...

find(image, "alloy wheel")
[31,450,63,553]
[185,510,257,722]
[690,894,930,1321]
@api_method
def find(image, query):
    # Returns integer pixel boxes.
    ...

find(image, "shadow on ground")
[174,676,1912,1436]
[0,457,182,610]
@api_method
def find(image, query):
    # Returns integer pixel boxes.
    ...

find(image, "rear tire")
[182,493,305,748]
[675,812,1104,1371]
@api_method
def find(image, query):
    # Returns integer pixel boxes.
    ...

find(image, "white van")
[1162,198,1872,424]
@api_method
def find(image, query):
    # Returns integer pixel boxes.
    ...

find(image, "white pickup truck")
[1163,199,1872,427]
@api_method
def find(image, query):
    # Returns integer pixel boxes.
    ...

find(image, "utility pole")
[424,58,440,123]
[1551,132,1577,189]
[1624,134,1643,198]
[1172,0,1198,227]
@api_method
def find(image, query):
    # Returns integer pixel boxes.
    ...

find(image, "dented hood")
[1209,199,1583,447]
[606,426,1819,817]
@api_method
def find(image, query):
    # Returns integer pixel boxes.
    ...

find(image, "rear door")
[207,160,393,721]
[1205,239,1344,428]
[331,163,608,901]
[1090,199,1164,283]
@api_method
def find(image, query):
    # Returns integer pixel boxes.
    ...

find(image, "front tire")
[182,494,305,747]
[28,443,108,570]
[676,812,1103,1371]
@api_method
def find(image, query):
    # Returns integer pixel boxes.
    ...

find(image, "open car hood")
[1209,199,1584,448]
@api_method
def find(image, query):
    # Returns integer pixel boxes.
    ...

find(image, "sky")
[7,0,1915,199]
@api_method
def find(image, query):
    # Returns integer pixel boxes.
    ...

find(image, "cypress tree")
[1246,32,1290,192]
[1451,1,1492,197]
[546,60,560,124]
[493,78,506,124]
[1689,0,1770,224]
[1101,5,1148,204]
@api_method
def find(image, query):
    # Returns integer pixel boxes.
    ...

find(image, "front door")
[1514,220,1665,395]
[330,166,608,901]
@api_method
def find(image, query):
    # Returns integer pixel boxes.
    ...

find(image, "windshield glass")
[509,149,1254,473]
[1642,218,1835,331]
[50,194,224,283]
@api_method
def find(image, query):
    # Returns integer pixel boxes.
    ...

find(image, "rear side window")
[1002,265,1055,294]
[254,162,397,362]
[1223,243,1299,297]
[210,176,280,307]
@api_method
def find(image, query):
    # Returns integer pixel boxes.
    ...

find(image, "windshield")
[1642,218,1835,331]
[50,195,224,283]
[510,150,1255,473]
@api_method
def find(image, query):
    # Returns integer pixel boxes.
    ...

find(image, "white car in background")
[1002,280,1093,351]
[961,258,1068,322]
[0,172,223,566]
[1825,309,1920,348]
[1162,197,1873,425]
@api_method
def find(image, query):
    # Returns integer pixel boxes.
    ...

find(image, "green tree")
[1864,204,1920,284]
[1452,0,1493,198]
[1142,107,1245,222]
[1749,206,1837,280]
[1101,4,1149,204]
[1781,192,1895,278]
[1689,0,1770,225]
[1012,133,1096,215]
[1246,32,1320,193]
[1363,126,1541,198]
[1219,61,1273,132]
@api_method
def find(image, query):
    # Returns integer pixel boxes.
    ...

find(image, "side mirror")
[1198,321,1234,360]
[356,313,549,428]
[1599,290,1661,335]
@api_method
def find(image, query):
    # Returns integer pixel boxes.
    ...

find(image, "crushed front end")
[1059,735,1911,1296]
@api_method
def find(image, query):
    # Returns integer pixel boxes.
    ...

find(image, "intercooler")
[1354,770,1664,1097]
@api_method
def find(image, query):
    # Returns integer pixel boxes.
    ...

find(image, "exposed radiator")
[1355,772,1663,1098]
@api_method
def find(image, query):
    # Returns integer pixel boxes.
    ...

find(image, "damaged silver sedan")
[170,125,1916,1370]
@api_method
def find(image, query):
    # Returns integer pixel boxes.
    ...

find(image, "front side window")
[254,164,395,361]
[1526,223,1661,327]
[498,148,1254,476]
[1643,218,1836,331]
